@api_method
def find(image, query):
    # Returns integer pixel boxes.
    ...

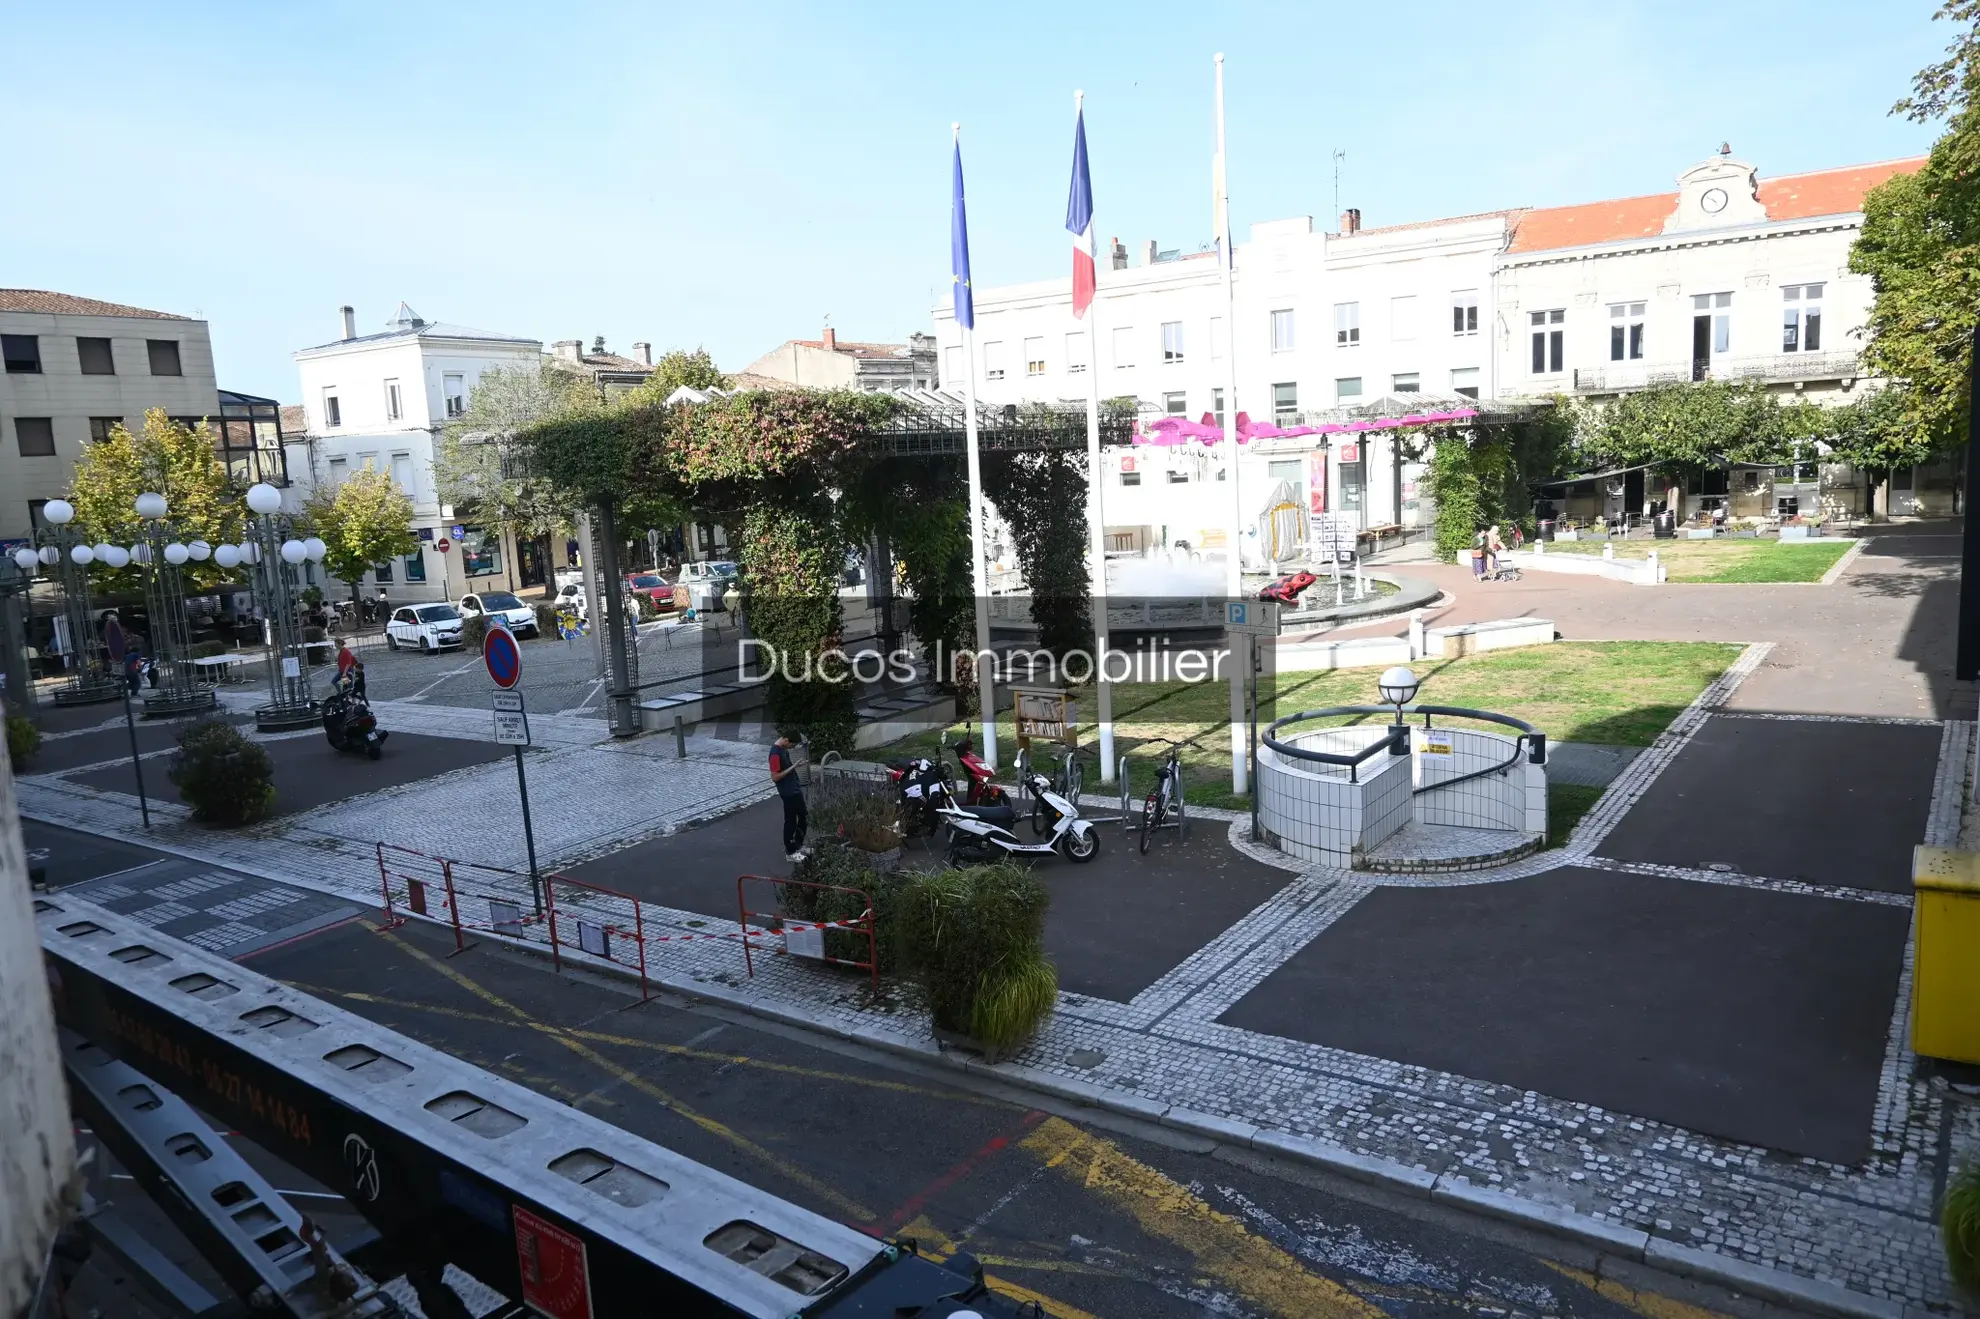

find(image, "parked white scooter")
[934,771,1100,865]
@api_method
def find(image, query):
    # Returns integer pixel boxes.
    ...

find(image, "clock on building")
[1700,187,1729,214]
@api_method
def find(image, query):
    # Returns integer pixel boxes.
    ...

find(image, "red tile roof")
[790,339,917,359]
[0,289,191,319]
[1506,157,1925,254]
[278,404,308,437]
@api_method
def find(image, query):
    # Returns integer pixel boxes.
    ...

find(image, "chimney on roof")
[822,325,837,350]
[1109,237,1128,271]
[1142,240,1158,266]
[1340,208,1362,235]
[339,305,356,340]
[632,342,652,367]
[553,339,583,363]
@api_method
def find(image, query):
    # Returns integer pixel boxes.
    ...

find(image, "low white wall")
[1274,634,1412,673]
[1412,725,1546,835]
[1423,618,1554,658]
[1462,547,1665,585]
[1256,725,1411,867]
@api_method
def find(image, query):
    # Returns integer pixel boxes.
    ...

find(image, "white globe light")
[188,539,211,561]
[163,542,190,566]
[245,483,282,516]
[37,546,59,566]
[92,542,115,561]
[302,536,327,562]
[70,545,95,565]
[1377,665,1421,707]
[42,499,75,525]
[12,548,39,571]
[131,543,153,565]
[280,539,307,565]
[102,545,130,569]
[134,492,168,520]
[214,544,241,569]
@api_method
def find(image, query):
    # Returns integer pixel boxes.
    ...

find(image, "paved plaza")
[14,523,1980,1313]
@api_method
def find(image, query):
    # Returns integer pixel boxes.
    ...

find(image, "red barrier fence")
[541,872,651,999]
[737,874,877,993]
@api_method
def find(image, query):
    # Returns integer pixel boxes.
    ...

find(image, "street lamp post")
[15,500,121,706]
[129,491,216,717]
[1378,664,1421,755]
[238,481,324,731]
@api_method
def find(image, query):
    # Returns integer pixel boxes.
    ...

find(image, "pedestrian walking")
[769,733,809,862]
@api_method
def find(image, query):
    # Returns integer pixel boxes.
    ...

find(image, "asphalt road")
[38,828,1759,1319]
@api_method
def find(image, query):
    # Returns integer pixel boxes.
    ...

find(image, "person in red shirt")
[769,734,808,862]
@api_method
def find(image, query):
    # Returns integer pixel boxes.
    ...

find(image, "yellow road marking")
[898,1215,1107,1319]
[289,981,997,1107]
[1021,1116,1385,1319]
[1544,1262,1732,1319]
[376,929,876,1223]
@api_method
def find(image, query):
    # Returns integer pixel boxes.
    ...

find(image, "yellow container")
[1912,845,1980,1065]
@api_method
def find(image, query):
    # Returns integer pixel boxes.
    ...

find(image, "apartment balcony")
[1570,350,1861,395]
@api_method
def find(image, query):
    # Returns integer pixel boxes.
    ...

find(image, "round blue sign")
[483,626,522,690]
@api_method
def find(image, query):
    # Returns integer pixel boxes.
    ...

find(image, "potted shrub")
[789,839,913,973]
[897,862,1056,1060]
[169,720,276,825]
[1948,1160,1980,1299]
[461,611,489,650]
[6,714,40,772]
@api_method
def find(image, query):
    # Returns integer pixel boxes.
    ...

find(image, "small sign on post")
[1224,600,1281,636]
[493,689,530,746]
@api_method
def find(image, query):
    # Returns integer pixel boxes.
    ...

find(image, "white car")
[459,590,540,638]
[385,603,465,654]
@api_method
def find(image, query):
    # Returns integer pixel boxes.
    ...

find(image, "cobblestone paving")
[20,639,1979,1311]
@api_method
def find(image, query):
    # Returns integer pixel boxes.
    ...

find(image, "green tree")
[434,364,591,546]
[67,408,243,590]
[1849,2,1980,459]
[627,347,729,404]
[305,469,418,598]
[1571,381,1783,475]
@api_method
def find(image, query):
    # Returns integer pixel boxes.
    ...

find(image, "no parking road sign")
[484,621,522,689]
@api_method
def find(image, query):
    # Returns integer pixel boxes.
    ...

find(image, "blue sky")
[1,1,1947,400]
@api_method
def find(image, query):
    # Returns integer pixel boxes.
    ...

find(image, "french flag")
[1065,100,1096,318]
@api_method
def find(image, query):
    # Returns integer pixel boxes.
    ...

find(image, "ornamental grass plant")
[894,862,1056,1049]
[1947,1159,1980,1298]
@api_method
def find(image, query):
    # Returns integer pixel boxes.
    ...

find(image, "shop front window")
[460,527,501,577]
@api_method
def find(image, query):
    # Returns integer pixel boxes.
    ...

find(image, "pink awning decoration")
[1132,406,1479,447]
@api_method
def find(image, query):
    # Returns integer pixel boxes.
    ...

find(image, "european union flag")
[950,136,974,331]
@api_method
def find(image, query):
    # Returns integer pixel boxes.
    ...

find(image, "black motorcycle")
[322,686,387,760]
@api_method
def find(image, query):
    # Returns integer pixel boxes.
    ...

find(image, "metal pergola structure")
[855,389,1137,455]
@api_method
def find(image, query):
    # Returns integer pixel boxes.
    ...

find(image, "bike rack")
[1124,750,1188,838]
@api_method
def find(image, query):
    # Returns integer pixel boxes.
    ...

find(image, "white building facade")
[937,151,1929,543]
[292,304,542,602]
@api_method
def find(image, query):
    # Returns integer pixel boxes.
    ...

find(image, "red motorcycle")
[950,736,1009,808]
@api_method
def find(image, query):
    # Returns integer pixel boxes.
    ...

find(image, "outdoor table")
[191,654,248,684]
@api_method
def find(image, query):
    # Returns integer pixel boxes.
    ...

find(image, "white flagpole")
[956,125,999,772]
[1216,53,1248,797]
[1078,90,1115,786]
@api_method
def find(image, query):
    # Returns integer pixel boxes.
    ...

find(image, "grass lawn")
[869,640,1740,812]
[1540,537,1850,583]
[1547,783,1605,849]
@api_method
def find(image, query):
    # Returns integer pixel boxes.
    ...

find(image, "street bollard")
[674,713,686,759]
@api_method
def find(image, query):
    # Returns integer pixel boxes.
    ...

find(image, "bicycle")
[1137,737,1194,855]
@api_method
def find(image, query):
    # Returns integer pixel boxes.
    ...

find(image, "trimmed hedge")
[169,721,275,825]
[532,602,561,637]
[6,714,40,772]
[461,612,489,650]
[789,840,911,973]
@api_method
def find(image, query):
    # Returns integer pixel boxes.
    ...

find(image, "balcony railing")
[1571,350,1860,394]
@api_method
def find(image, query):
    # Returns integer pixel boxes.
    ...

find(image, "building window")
[1529,309,1565,374]
[1782,283,1824,353]
[1450,368,1480,399]
[1211,316,1227,361]
[460,526,501,577]
[1390,295,1417,342]
[2,335,41,374]
[1164,392,1187,416]
[1023,336,1046,376]
[1167,468,1191,483]
[76,337,115,374]
[384,378,403,421]
[1391,372,1420,393]
[443,372,466,417]
[390,452,415,501]
[1272,382,1298,423]
[14,417,55,456]
[88,416,122,443]
[1692,292,1732,355]
[28,499,50,532]
[1335,377,1363,403]
[1111,326,1136,369]
[1609,302,1646,361]
[327,456,348,485]
[1452,290,1479,336]
[373,559,394,583]
[1270,309,1296,353]
[983,341,1006,381]
[944,345,963,383]
[323,389,342,428]
[1333,302,1360,347]
[1162,321,1185,364]
[403,551,427,582]
[1120,464,1142,487]
[146,339,182,376]
[1065,331,1087,373]
[1212,388,1225,428]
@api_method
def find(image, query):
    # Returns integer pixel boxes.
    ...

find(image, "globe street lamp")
[24,499,122,706]
[1378,664,1420,755]
[242,480,325,730]
[127,491,216,717]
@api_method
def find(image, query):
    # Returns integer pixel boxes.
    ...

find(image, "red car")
[624,572,677,611]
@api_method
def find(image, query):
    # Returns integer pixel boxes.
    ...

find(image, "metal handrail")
[1262,704,1545,784]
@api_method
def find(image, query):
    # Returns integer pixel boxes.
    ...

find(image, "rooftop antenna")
[1332,149,1347,221]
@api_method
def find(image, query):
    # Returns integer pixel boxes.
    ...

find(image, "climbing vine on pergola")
[516,389,1130,751]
